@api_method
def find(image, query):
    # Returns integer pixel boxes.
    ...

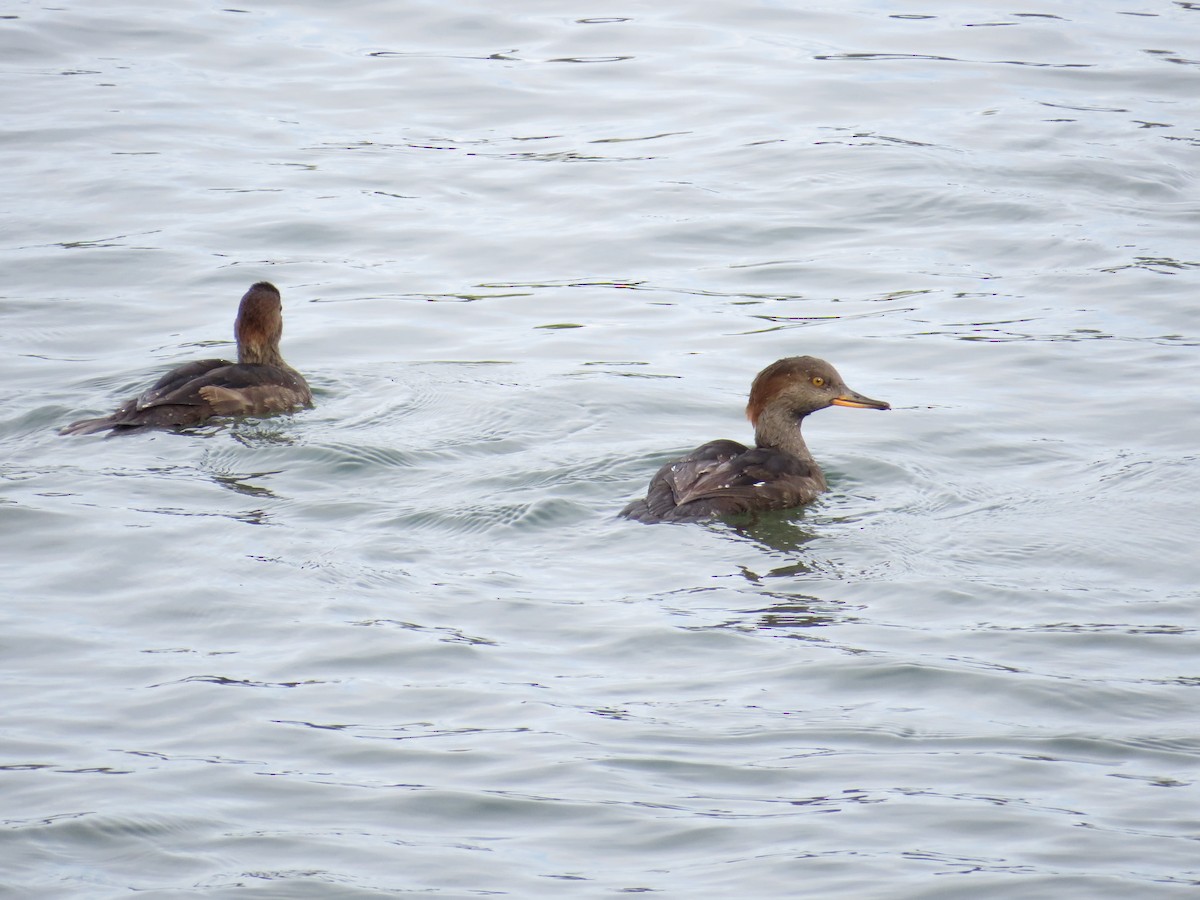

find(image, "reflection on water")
[208,473,280,499]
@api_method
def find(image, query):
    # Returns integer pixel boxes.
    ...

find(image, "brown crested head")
[746,356,889,425]
[234,281,285,365]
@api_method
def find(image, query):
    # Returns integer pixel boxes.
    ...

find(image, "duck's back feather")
[61,360,312,435]
[620,439,825,523]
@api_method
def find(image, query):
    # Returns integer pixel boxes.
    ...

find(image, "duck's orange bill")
[831,393,890,410]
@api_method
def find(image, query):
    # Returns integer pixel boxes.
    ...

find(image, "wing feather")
[62,360,311,435]
[621,441,824,523]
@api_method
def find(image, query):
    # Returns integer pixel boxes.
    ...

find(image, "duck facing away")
[620,356,889,523]
[61,282,312,436]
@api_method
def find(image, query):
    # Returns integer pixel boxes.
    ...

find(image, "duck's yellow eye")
[811,376,825,387]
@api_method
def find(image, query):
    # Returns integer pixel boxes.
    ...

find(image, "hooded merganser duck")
[61,282,312,435]
[620,356,889,523]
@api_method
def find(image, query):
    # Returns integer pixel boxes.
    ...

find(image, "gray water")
[3,1,1199,897]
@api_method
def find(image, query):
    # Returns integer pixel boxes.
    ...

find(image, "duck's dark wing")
[60,358,230,435]
[171,363,312,418]
[620,440,823,523]
[61,360,312,435]
[136,358,231,405]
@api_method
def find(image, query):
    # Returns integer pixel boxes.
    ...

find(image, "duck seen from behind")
[61,281,312,436]
[620,356,889,523]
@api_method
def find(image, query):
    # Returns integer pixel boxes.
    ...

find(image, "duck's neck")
[754,405,826,486]
[238,340,285,367]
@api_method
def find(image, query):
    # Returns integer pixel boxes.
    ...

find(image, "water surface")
[2,1,1199,897]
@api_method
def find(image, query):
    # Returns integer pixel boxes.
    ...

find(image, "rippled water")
[3,1,1199,897]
